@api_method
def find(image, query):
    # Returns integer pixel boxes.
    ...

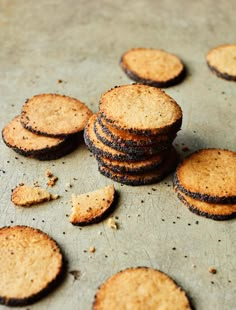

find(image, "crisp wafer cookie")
[11,184,59,207]
[206,44,236,81]
[2,116,69,157]
[97,115,175,147]
[32,135,79,160]
[174,149,236,203]
[94,117,171,155]
[84,114,146,161]
[95,150,168,174]
[93,267,191,310]
[120,48,185,87]
[98,149,178,186]
[21,94,93,137]
[99,84,182,135]
[0,226,63,306]
[176,189,236,220]
[70,184,115,225]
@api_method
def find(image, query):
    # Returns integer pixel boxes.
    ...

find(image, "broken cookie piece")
[11,184,59,207]
[70,184,116,225]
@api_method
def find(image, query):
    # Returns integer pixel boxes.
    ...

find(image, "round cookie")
[93,267,191,310]
[176,189,236,221]
[0,226,64,306]
[95,150,168,174]
[120,48,185,87]
[206,44,236,81]
[2,116,69,157]
[84,114,147,161]
[94,117,171,155]
[99,84,182,135]
[98,149,178,186]
[21,94,93,137]
[98,115,175,147]
[174,149,236,203]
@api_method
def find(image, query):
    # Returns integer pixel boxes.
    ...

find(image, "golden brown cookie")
[11,184,59,207]
[21,94,93,137]
[93,267,191,310]
[98,149,178,186]
[84,114,146,161]
[70,184,116,225]
[94,116,171,155]
[174,149,236,203]
[120,48,185,87]
[97,114,176,147]
[95,150,168,174]
[206,44,236,81]
[2,116,70,157]
[0,226,64,306]
[176,189,236,220]
[99,84,182,135]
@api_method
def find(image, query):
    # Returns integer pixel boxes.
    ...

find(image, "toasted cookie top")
[21,94,93,137]
[2,116,65,155]
[206,44,236,80]
[120,48,185,86]
[0,226,63,305]
[175,149,236,203]
[99,84,182,135]
[11,184,59,207]
[93,267,191,310]
[70,184,115,225]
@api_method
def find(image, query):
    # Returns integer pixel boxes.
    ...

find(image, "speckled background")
[0,1,235,309]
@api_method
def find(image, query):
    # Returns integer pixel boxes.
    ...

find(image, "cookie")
[120,48,185,87]
[0,226,64,306]
[2,116,68,157]
[33,134,80,160]
[84,114,147,161]
[21,94,93,137]
[97,115,175,147]
[93,267,191,310]
[11,184,59,207]
[176,189,236,220]
[98,149,178,186]
[70,184,115,225]
[94,117,171,155]
[174,149,236,203]
[206,44,236,81]
[95,150,168,174]
[99,84,182,135]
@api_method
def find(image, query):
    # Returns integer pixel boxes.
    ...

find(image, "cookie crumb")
[47,176,58,187]
[45,169,53,178]
[107,217,118,229]
[209,267,217,274]
[89,246,96,253]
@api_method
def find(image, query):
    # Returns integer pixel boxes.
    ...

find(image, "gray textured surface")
[0,0,236,309]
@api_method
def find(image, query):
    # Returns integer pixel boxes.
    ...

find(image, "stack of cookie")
[2,94,92,160]
[84,84,183,185]
[174,149,236,220]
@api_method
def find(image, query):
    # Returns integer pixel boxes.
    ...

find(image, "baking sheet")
[0,1,235,309]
